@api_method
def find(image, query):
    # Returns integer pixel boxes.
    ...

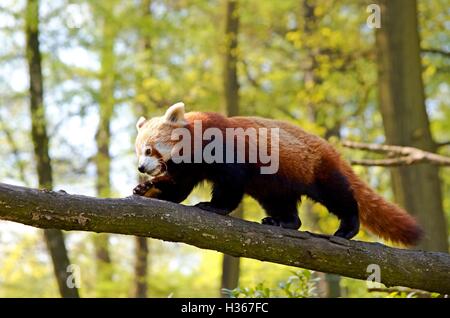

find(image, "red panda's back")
[229,116,328,184]
[185,112,331,184]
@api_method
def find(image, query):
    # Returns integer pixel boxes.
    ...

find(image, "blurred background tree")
[24,0,79,298]
[220,0,242,298]
[0,0,448,297]
[375,0,448,252]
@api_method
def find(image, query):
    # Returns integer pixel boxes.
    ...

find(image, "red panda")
[133,102,422,246]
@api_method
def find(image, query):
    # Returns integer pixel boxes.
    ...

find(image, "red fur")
[321,147,422,246]
[144,111,423,246]
[340,161,422,246]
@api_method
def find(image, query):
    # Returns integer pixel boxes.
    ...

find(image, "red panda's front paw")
[133,181,154,196]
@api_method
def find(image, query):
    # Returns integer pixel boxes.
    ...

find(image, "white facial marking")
[138,155,159,173]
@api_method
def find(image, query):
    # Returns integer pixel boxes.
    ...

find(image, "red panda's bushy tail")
[340,162,423,246]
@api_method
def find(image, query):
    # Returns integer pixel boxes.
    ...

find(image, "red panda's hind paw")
[133,181,153,196]
[195,202,231,215]
[262,216,301,230]
[261,216,280,227]
[333,215,359,240]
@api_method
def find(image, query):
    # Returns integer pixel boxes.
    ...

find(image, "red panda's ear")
[136,116,147,131]
[164,102,186,125]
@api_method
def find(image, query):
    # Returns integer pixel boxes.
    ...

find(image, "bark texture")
[0,183,449,294]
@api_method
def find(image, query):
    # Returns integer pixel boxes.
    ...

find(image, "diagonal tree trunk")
[375,0,448,252]
[25,0,79,298]
[220,0,241,297]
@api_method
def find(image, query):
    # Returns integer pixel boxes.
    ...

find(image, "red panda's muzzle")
[138,159,167,177]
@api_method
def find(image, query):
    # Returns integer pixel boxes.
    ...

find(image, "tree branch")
[0,182,449,294]
[435,140,450,148]
[421,48,450,58]
[343,141,450,166]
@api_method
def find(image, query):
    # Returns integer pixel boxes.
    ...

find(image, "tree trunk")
[222,0,240,117]
[134,236,148,297]
[25,0,79,298]
[375,0,448,252]
[220,0,241,297]
[1,182,449,294]
[132,0,153,298]
[135,0,153,115]
[93,3,117,295]
[220,206,242,296]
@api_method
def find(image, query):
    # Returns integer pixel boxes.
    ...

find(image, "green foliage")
[223,270,319,298]
[0,0,448,297]
[370,287,442,299]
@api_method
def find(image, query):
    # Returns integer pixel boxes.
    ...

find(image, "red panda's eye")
[145,148,152,156]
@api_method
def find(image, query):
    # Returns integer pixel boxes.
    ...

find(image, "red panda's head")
[135,102,187,176]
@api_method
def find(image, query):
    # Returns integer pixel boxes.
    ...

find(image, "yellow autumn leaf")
[142,78,156,89]
[314,5,324,17]
[424,64,436,78]
[320,27,332,38]
[286,31,301,43]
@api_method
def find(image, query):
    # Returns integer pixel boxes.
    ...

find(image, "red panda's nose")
[138,165,146,173]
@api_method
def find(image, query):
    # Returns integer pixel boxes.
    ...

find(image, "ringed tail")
[341,162,423,246]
